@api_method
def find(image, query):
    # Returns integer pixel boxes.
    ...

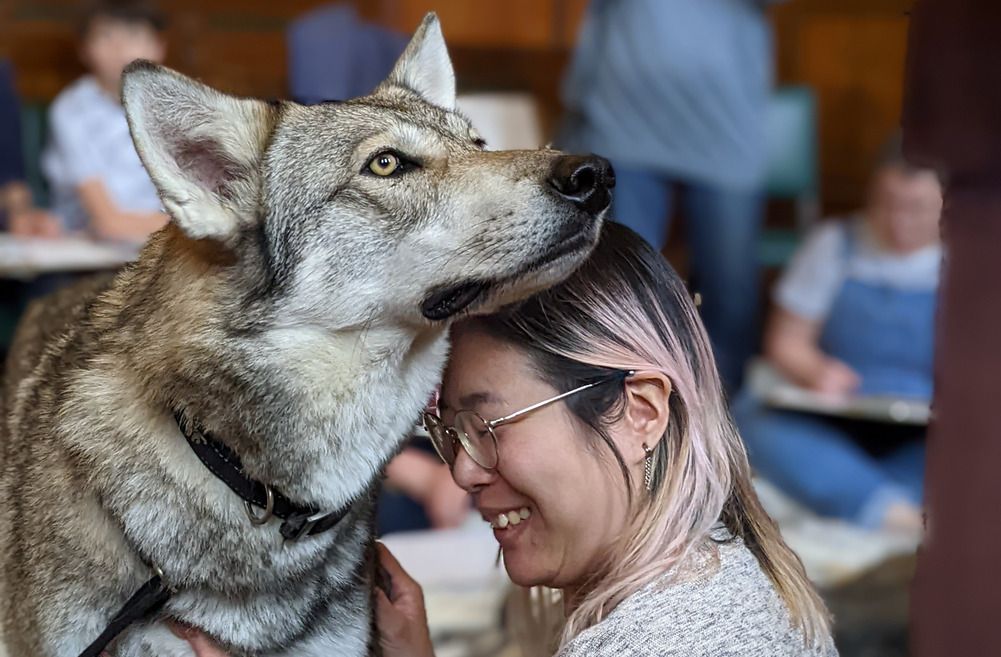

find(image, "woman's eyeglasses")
[422,371,632,470]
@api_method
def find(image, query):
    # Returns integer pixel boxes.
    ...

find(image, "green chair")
[20,101,50,208]
[759,86,819,268]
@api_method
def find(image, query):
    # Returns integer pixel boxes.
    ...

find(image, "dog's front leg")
[112,622,199,657]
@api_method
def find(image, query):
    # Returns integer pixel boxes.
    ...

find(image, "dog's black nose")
[548,155,616,216]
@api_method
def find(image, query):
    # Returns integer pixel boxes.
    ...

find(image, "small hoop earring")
[642,443,655,492]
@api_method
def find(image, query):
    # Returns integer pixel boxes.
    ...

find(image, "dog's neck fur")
[105,225,450,510]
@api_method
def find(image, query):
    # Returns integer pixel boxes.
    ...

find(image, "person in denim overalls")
[734,142,942,533]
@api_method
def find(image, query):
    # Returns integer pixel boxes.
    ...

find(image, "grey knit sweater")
[558,538,838,656]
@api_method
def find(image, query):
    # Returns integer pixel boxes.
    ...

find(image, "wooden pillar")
[901,2,1001,655]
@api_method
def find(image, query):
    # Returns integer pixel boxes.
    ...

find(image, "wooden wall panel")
[771,1,911,213]
[379,1,559,48]
[0,0,909,212]
[0,0,587,100]
[363,0,588,49]
[2,19,83,101]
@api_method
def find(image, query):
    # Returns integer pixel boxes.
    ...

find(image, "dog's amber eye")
[369,152,400,177]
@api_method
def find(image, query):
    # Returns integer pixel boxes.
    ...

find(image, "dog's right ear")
[122,61,276,245]
[382,13,456,110]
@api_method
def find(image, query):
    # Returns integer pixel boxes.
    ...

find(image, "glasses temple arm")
[487,379,605,428]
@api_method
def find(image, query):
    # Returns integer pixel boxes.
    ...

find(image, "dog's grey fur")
[0,15,607,657]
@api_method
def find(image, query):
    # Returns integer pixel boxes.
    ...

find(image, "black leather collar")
[76,412,353,657]
[174,411,350,542]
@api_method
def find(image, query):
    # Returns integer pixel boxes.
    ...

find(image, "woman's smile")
[482,504,533,546]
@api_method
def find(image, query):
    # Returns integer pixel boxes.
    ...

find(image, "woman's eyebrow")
[457,391,503,409]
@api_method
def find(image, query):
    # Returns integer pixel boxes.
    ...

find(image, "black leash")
[78,571,171,657]
[75,412,352,656]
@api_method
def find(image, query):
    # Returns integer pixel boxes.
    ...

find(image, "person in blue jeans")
[733,139,942,533]
[557,0,783,390]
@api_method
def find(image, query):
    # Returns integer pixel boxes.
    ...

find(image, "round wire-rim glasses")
[421,370,633,470]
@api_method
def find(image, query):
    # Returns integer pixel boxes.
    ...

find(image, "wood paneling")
[771,0,911,213]
[0,0,587,100]
[0,0,909,212]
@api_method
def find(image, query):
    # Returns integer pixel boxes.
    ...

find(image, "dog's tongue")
[421,281,488,321]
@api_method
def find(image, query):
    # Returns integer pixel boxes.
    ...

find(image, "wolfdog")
[0,14,612,657]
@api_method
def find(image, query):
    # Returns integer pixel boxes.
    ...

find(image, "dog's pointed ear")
[121,61,276,244]
[383,13,456,110]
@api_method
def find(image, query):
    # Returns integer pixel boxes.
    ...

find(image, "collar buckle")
[281,510,327,544]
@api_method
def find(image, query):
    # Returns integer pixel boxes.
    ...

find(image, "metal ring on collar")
[245,485,275,525]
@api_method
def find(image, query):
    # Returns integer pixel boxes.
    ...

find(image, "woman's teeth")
[490,507,532,529]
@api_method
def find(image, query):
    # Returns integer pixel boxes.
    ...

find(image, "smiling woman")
[384,221,838,657]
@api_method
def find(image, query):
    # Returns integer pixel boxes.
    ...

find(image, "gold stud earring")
[642,443,655,491]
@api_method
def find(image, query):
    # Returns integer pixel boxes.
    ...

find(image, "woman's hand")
[126,545,435,657]
[765,307,861,397]
[810,357,861,396]
[168,623,229,657]
[376,542,435,657]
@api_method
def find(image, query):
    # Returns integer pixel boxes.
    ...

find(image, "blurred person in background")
[0,58,24,225]
[733,136,942,535]
[378,441,471,535]
[21,0,169,243]
[557,0,782,391]
[0,59,56,236]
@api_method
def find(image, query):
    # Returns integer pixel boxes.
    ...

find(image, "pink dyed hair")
[468,222,830,651]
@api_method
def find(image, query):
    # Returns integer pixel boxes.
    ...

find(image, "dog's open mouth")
[420,225,601,323]
[421,281,491,321]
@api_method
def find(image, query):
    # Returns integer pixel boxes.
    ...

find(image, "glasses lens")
[423,412,457,465]
[454,410,498,469]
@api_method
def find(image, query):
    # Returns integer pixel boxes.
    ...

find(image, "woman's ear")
[620,372,672,462]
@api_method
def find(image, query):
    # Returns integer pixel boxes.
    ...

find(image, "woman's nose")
[450,446,496,491]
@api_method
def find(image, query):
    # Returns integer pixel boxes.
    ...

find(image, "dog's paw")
[114,623,198,657]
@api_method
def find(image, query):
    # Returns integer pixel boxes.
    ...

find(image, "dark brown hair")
[78,0,166,36]
[875,131,947,186]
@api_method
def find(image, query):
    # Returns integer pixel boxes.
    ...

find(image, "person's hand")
[809,358,861,396]
[168,622,229,657]
[422,468,469,529]
[9,209,63,238]
[375,542,435,657]
[98,623,228,657]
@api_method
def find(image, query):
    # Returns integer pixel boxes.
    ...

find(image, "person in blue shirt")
[557,0,781,390]
[33,0,169,243]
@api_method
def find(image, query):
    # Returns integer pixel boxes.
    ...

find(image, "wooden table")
[0,234,139,279]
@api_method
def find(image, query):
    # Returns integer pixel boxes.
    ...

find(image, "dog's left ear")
[122,61,276,245]
[382,13,456,110]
